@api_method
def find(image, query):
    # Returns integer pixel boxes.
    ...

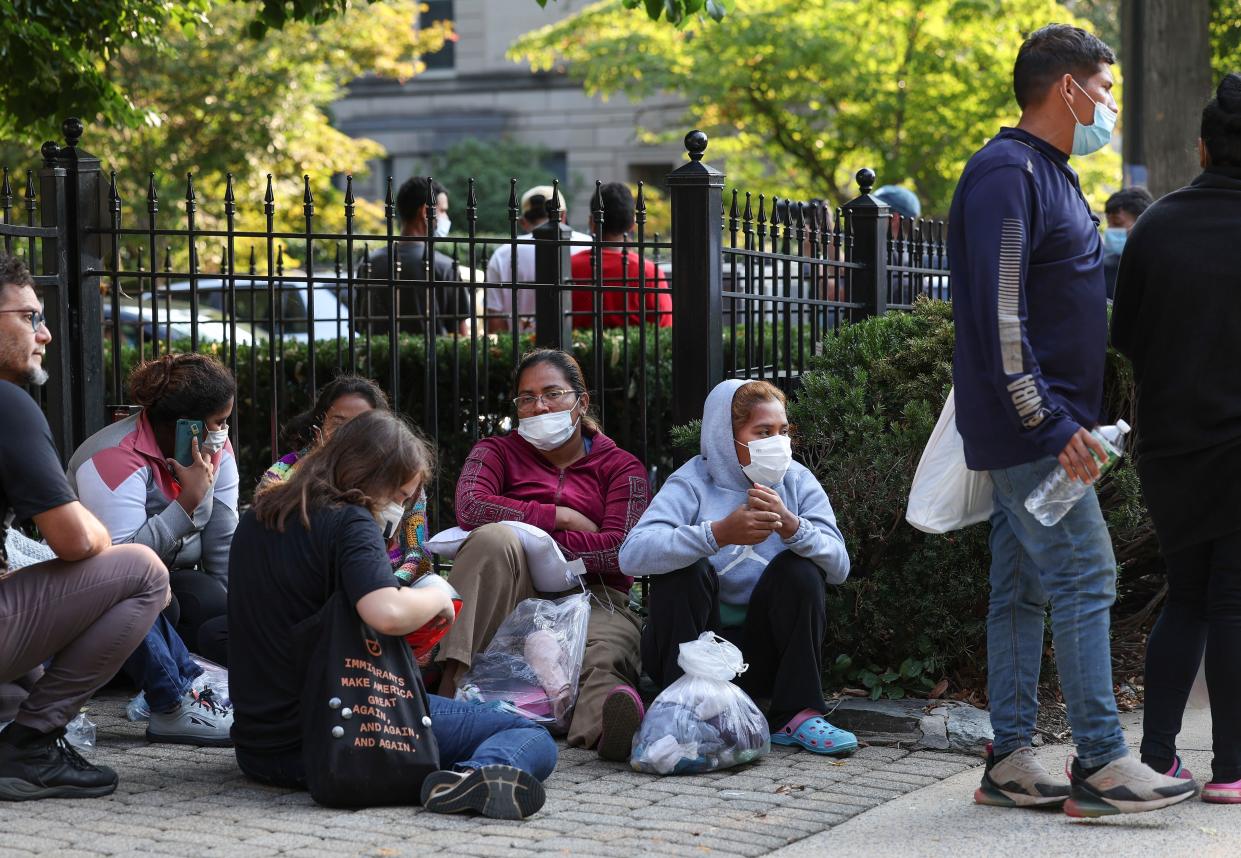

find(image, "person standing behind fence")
[570,183,671,330]
[1111,73,1241,805]
[950,24,1197,817]
[0,254,168,800]
[356,177,466,337]
[619,379,855,756]
[485,185,592,334]
[436,349,649,761]
[1101,187,1153,299]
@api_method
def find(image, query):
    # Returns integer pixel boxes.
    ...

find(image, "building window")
[421,0,455,72]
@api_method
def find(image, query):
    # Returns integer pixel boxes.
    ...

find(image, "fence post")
[667,130,724,429]
[532,183,573,350]
[39,118,105,459]
[841,167,890,320]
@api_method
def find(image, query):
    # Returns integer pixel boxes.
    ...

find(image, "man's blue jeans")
[121,615,203,713]
[237,695,558,789]
[987,456,1127,768]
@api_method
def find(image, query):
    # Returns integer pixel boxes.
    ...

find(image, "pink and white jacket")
[67,411,239,586]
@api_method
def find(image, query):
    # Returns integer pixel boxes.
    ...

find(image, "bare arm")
[31,501,111,562]
[356,585,455,637]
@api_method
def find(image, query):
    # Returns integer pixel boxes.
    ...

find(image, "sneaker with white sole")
[1064,753,1198,818]
[974,745,1070,809]
[147,688,233,747]
[420,765,546,819]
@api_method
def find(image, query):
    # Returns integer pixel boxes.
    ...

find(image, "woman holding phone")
[67,354,238,746]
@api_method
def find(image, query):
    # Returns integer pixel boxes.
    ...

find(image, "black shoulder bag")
[300,555,441,807]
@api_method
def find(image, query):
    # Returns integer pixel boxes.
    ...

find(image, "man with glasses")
[0,254,168,801]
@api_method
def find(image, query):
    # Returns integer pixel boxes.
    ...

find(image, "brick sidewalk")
[0,692,980,857]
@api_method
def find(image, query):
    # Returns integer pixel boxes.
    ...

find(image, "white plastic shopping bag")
[426,521,586,593]
[906,388,994,534]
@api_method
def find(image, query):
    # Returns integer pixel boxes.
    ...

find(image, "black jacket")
[355,239,464,336]
[1111,166,1241,552]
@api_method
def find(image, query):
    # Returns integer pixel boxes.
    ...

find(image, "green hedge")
[786,299,1156,697]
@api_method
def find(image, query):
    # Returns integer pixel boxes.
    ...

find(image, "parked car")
[103,298,266,350]
[149,272,352,344]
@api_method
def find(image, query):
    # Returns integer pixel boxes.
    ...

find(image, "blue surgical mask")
[1102,227,1127,256]
[433,216,451,238]
[1062,79,1117,156]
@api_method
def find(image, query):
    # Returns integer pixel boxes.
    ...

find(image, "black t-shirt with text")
[0,381,76,572]
[227,502,399,755]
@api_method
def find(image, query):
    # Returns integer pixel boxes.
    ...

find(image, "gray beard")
[25,365,48,386]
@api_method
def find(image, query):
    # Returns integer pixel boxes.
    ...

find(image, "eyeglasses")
[0,308,46,333]
[512,389,579,411]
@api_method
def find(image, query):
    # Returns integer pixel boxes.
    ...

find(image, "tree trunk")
[1122,0,1213,198]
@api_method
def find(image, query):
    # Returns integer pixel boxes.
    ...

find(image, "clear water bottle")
[1024,420,1131,526]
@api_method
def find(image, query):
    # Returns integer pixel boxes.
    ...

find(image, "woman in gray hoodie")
[619,379,854,754]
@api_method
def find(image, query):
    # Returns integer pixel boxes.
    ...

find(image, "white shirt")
[484,229,593,331]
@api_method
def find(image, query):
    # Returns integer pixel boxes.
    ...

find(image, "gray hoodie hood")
[700,378,752,493]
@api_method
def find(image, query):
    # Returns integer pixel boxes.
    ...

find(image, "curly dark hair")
[128,353,236,425]
[0,254,36,304]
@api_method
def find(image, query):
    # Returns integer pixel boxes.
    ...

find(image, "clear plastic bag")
[631,632,770,775]
[65,711,96,749]
[455,593,590,733]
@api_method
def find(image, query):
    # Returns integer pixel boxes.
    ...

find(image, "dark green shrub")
[787,299,1155,696]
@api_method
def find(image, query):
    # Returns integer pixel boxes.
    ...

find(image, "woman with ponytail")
[1111,72,1241,804]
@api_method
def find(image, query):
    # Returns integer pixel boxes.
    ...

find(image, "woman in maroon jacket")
[437,349,650,761]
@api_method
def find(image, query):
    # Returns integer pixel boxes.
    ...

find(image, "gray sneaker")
[975,746,1070,809]
[147,688,233,747]
[1064,753,1198,818]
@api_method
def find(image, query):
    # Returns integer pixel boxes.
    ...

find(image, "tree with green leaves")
[4,0,450,271]
[513,0,1121,215]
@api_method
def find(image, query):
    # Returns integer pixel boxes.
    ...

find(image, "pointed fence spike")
[467,177,478,211]
[108,171,120,209]
[264,174,275,204]
[185,172,196,202]
[303,174,313,205]
[276,245,284,274]
[146,173,158,211]
[1,168,10,202]
[756,194,766,226]
[384,177,395,207]
[344,174,355,205]
[248,244,256,273]
[224,173,235,204]
[743,192,753,223]
[728,188,738,220]
[507,178,518,217]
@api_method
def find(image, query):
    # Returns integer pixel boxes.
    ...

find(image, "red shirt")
[570,248,672,329]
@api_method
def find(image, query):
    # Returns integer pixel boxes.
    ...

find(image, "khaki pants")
[0,544,168,732]
[442,523,641,749]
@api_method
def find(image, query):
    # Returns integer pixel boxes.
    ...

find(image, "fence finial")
[684,130,708,162]
[1,168,10,205]
[264,174,275,205]
[344,174,355,206]
[62,118,83,149]
[856,168,876,195]
[108,171,120,211]
[185,172,197,206]
[147,173,158,213]
[224,173,235,205]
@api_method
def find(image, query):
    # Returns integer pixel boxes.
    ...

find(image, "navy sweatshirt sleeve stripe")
[950,128,1107,471]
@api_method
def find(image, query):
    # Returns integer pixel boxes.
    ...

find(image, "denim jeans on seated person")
[121,614,203,713]
[237,694,559,790]
[986,455,1127,769]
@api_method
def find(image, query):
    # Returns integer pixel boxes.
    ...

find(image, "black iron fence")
[7,121,950,531]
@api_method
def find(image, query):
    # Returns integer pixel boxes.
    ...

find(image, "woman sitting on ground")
[68,353,238,745]
[438,349,651,762]
[260,374,431,584]
[619,379,855,755]
[229,410,556,818]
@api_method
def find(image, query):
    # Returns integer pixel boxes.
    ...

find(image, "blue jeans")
[121,615,203,713]
[987,456,1126,768]
[237,694,558,790]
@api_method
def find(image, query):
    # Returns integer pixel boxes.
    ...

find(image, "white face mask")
[518,407,580,451]
[736,434,792,486]
[378,501,405,541]
[433,216,451,238]
[200,424,229,455]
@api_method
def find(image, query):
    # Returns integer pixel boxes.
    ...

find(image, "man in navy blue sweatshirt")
[951,24,1197,818]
